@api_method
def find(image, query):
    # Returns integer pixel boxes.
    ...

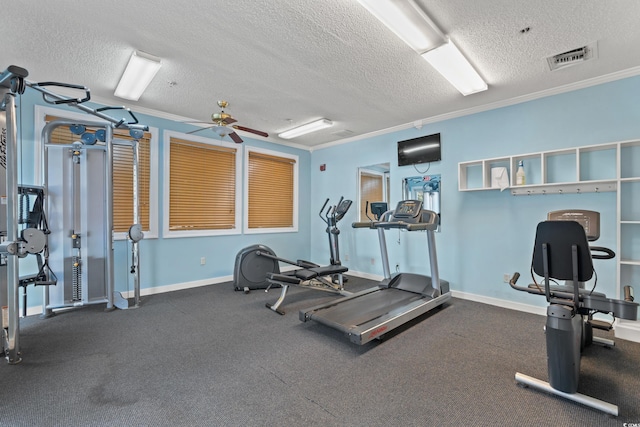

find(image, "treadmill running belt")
[308,288,424,328]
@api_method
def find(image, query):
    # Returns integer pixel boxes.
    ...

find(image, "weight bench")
[265,264,350,315]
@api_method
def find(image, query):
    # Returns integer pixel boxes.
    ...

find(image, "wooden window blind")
[169,137,237,231]
[360,172,383,220]
[248,151,295,229]
[45,115,151,232]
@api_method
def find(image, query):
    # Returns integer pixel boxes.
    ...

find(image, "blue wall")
[310,75,640,309]
[16,74,640,311]
[15,89,312,307]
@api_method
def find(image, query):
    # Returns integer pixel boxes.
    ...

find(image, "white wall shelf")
[458,139,640,339]
[458,142,620,194]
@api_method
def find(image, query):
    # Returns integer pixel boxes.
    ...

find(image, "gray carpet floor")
[1,276,639,426]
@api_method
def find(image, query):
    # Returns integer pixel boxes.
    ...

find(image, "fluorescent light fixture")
[358,0,487,96]
[114,51,162,101]
[422,41,488,96]
[357,0,446,52]
[278,119,333,139]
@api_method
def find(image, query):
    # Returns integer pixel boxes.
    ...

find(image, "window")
[42,112,156,238]
[245,147,298,233]
[164,131,242,237]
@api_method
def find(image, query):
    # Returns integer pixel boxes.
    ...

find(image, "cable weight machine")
[0,65,147,364]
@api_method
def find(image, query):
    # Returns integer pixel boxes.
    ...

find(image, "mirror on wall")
[402,174,441,230]
[357,163,390,221]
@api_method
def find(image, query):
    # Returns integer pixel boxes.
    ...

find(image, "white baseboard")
[613,319,640,343]
[344,270,385,282]
[23,272,640,344]
[451,290,547,316]
[119,275,234,299]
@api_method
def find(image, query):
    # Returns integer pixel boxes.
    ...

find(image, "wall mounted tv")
[397,133,441,167]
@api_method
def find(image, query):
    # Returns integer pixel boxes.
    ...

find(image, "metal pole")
[104,126,114,310]
[41,118,52,317]
[426,228,441,293]
[378,228,391,280]
[132,139,141,307]
[515,373,618,416]
[4,93,21,364]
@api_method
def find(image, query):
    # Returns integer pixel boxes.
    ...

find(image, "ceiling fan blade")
[229,131,243,144]
[232,125,268,138]
[186,125,215,135]
[222,117,238,126]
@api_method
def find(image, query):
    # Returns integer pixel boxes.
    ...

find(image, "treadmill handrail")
[373,221,436,231]
[352,221,377,229]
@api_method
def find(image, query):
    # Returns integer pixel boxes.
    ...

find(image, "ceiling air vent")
[331,129,354,138]
[547,43,598,71]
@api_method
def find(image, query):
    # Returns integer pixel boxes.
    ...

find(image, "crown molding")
[311,66,640,152]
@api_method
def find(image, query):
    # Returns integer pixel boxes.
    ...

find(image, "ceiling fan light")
[421,41,487,96]
[114,51,162,101]
[278,119,333,139]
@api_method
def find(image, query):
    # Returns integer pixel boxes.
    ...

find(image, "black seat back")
[532,220,593,282]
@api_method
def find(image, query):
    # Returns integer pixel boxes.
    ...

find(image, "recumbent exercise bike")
[508,209,638,416]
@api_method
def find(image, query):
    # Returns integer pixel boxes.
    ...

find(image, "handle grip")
[509,272,520,285]
[34,81,91,104]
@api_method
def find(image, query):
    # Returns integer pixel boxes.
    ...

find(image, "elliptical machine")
[319,197,352,282]
[508,209,638,416]
[232,197,352,314]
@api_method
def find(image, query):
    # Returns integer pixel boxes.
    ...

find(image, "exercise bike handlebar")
[508,271,583,299]
[590,246,616,260]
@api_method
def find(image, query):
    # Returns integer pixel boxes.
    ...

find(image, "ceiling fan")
[186,100,268,143]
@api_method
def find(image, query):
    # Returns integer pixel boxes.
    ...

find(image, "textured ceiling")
[2,0,640,148]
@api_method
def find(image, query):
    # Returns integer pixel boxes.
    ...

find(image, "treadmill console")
[548,210,600,241]
[392,200,423,223]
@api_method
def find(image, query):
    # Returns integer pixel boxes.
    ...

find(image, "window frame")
[34,105,159,240]
[163,130,243,238]
[358,168,388,221]
[243,146,298,234]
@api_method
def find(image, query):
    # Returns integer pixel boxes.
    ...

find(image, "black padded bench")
[265,265,350,315]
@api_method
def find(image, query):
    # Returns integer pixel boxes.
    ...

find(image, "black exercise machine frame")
[508,213,638,416]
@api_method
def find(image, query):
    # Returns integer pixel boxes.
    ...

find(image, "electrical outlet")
[371,258,375,265]
[344,254,349,261]
[201,257,206,265]
[503,273,510,283]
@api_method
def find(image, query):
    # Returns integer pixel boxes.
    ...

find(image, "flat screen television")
[397,133,441,167]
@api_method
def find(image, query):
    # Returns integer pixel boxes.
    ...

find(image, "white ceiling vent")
[331,129,354,138]
[547,42,598,71]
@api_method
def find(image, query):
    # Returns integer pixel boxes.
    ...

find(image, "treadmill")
[299,200,451,345]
